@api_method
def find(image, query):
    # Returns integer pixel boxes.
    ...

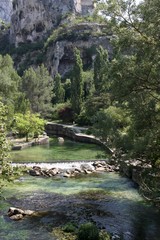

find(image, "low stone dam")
[45,122,113,154]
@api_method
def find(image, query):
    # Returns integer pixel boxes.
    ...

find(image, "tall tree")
[22,65,53,118]
[94,46,109,93]
[0,54,21,108]
[53,73,65,104]
[71,48,83,115]
[0,101,13,192]
[92,0,160,162]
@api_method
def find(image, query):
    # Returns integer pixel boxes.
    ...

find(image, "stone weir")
[45,122,113,154]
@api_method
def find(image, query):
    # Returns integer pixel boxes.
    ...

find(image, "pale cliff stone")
[0,0,13,23]
[10,0,95,46]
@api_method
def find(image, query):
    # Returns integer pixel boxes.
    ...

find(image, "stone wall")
[45,123,113,154]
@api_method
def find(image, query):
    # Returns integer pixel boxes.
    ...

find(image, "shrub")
[52,102,74,123]
[58,106,74,123]
[76,112,91,126]
[63,222,77,233]
[77,222,100,240]
[155,159,160,169]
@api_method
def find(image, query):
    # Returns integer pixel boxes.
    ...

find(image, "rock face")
[0,0,13,23]
[10,0,95,46]
[8,0,112,78]
[46,23,112,76]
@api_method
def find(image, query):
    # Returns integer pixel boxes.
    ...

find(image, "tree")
[0,100,13,192]
[13,111,45,142]
[71,48,83,115]
[0,54,21,109]
[22,64,53,118]
[53,73,65,104]
[93,0,160,162]
[14,93,31,114]
[83,70,94,99]
[94,46,109,93]
[92,106,131,149]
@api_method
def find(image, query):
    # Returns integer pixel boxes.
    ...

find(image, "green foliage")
[71,48,83,115]
[85,93,111,119]
[92,106,131,149]
[155,160,160,169]
[52,102,73,123]
[10,42,44,56]
[12,111,45,142]
[0,101,13,192]
[89,0,160,162]
[64,79,71,101]
[99,230,111,240]
[22,65,53,118]
[76,111,91,126]
[63,222,77,233]
[53,73,65,104]
[52,222,110,240]
[52,226,76,240]
[0,54,21,108]
[14,93,31,114]
[45,21,108,49]
[77,222,100,240]
[83,70,94,98]
[94,46,109,93]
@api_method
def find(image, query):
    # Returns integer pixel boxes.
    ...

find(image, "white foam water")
[12,161,95,170]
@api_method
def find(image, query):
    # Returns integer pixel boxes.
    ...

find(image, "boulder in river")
[8,207,35,221]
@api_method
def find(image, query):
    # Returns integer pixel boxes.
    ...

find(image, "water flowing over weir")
[12,161,94,170]
[2,139,160,240]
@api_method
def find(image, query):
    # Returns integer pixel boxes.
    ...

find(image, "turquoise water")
[1,140,160,240]
[1,172,160,240]
[10,138,106,163]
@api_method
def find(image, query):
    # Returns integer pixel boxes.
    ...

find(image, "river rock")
[62,169,74,178]
[29,169,41,176]
[48,168,59,176]
[8,207,35,221]
[23,209,35,215]
[8,207,25,217]
[93,161,107,167]
[10,214,24,221]
[80,163,94,172]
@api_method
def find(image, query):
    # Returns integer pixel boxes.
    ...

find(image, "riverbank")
[10,135,49,150]
[114,158,160,209]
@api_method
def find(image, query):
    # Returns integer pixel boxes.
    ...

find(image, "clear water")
[1,173,160,240]
[1,140,160,240]
[10,138,106,163]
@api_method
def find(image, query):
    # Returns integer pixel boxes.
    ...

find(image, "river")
[0,140,160,240]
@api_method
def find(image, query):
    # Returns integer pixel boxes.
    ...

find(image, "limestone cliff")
[0,0,13,23]
[10,0,95,46]
[6,0,112,78]
[45,23,112,77]
[12,22,112,77]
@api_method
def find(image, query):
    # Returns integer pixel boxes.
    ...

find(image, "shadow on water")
[1,172,160,240]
